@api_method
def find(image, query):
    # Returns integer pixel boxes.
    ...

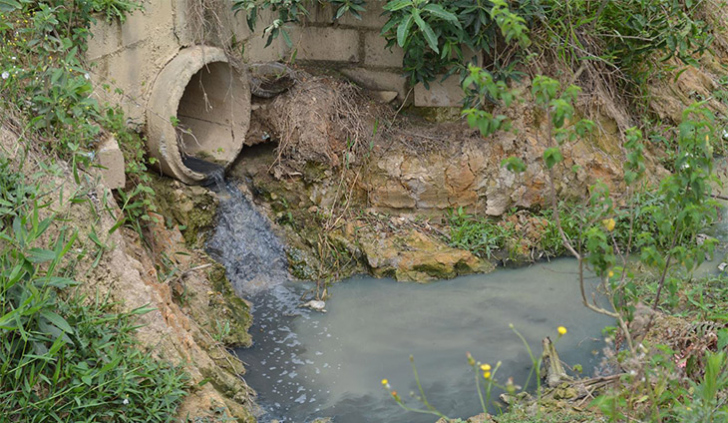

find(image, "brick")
[285,27,360,63]
[302,0,389,28]
[173,0,195,46]
[121,0,174,47]
[305,2,335,24]
[337,0,389,29]
[99,37,179,125]
[414,76,465,107]
[87,19,122,60]
[96,134,126,189]
[340,67,409,100]
[363,31,403,68]
[243,33,286,63]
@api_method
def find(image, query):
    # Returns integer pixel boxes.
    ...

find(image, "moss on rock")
[358,227,494,282]
[207,264,253,347]
[148,174,219,247]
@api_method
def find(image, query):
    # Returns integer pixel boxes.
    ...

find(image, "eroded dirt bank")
[0,126,257,422]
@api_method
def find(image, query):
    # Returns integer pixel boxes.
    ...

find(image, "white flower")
[84,73,90,80]
[10,56,16,61]
[1,71,8,80]
[122,398,129,405]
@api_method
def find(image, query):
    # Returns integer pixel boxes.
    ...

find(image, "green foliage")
[532,0,712,78]
[1,1,158,236]
[591,343,728,423]
[0,1,140,155]
[236,0,712,96]
[447,206,514,260]
[103,105,159,235]
[0,164,188,422]
[233,0,310,47]
[0,2,186,420]
[380,0,462,85]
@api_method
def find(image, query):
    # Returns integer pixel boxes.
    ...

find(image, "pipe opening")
[177,61,240,165]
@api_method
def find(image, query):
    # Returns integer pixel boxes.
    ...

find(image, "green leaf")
[99,356,122,374]
[384,0,412,11]
[422,4,459,23]
[501,157,526,173]
[413,12,439,53]
[335,5,348,20]
[396,14,414,47]
[0,0,21,13]
[0,308,20,330]
[48,336,66,356]
[39,277,79,289]
[543,147,563,169]
[28,248,57,263]
[280,28,293,47]
[41,310,74,334]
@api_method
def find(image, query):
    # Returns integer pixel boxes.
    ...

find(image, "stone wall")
[86,0,463,132]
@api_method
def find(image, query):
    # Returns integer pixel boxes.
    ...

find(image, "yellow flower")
[558,326,567,336]
[381,379,388,386]
[608,270,614,278]
[483,371,491,379]
[602,218,616,232]
[480,364,491,371]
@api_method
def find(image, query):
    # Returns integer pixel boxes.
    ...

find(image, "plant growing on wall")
[233,0,712,94]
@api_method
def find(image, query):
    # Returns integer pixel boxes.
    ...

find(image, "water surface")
[236,259,614,423]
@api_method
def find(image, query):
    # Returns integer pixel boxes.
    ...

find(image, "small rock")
[372,90,398,103]
[696,233,713,246]
[302,300,326,312]
[719,262,727,272]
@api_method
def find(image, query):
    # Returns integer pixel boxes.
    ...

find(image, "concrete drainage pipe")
[146,46,250,184]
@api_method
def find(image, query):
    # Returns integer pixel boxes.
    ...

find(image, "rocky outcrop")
[358,227,493,282]
[250,73,662,219]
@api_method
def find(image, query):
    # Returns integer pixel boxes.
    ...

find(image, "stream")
[234,263,612,423]
[204,168,728,423]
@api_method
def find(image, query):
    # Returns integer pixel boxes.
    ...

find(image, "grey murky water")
[235,260,614,423]
[206,178,289,297]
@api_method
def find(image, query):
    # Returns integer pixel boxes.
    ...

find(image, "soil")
[0,126,257,422]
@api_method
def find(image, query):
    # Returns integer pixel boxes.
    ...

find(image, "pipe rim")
[146,46,250,184]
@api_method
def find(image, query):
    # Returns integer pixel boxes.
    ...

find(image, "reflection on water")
[236,259,615,423]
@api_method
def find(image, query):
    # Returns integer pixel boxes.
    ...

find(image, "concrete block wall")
[262,1,464,106]
[86,0,465,128]
[87,0,186,128]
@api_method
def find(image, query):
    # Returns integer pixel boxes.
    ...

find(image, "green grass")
[0,156,189,422]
